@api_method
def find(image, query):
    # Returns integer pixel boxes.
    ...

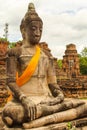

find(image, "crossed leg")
[2,99,26,127]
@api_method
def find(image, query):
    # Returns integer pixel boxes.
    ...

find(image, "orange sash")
[7,90,13,102]
[16,45,40,87]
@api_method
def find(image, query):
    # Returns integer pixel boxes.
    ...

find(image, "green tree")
[0,37,8,42]
[57,59,62,69]
[79,47,87,75]
[9,42,16,48]
[81,47,87,57]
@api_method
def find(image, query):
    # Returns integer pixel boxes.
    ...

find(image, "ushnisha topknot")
[20,3,43,29]
[28,2,35,12]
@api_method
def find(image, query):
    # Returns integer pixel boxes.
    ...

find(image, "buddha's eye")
[40,27,42,32]
[32,26,36,31]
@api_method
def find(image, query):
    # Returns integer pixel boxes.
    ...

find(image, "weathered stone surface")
[0,108,5,130]
[1,117,87,130]
[1,99,87,130]
[39,42,53,58]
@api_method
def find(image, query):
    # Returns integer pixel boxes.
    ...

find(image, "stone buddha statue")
[2,3,87,130]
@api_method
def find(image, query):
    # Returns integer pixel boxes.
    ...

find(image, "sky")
[0,0,87,59]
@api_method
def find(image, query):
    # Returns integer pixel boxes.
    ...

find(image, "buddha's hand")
[40,94,64,106]
[20,95,37,121]
[40,83,64,106]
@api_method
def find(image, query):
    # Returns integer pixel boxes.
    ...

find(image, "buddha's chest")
[17,53,48,77]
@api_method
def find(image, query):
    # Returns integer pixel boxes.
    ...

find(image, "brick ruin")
[0,40,9,107]
[57,78,87,98]
[62,43,80,78]
[38,42,53,57]
[59,43,87,98]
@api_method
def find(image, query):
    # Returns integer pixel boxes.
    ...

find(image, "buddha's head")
[20,3,43,45]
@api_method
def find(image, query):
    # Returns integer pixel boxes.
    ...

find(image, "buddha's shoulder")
[40,48,54,60]
[7,47,22,57]
[40,49,48,58]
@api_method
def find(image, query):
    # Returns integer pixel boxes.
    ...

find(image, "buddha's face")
[25,20,43,45]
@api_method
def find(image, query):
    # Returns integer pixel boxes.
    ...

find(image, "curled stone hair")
[20,3,43,31]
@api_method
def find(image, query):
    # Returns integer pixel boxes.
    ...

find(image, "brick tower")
[62,43,80,78]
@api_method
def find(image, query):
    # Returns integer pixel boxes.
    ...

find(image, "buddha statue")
[2,3,87,130]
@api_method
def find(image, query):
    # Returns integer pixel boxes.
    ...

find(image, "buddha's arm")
[48,83,64,105]
[40,83,64,106]
[6,48,36,120]
[6,48,23,99]
[40,56,64,106]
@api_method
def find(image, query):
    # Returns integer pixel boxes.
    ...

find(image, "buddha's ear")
[21,28,26,40]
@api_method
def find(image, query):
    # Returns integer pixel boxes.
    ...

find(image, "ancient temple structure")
[62,43,80,78]
[0,39,9,107]
[58,43,87,98]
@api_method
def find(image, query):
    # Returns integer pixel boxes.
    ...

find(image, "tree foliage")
[57,59,62,69]
[0,37,16,48]
[9,42,16,48]
[79,47,87,75]
[81,47,87,57]
[0,37,9,43]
